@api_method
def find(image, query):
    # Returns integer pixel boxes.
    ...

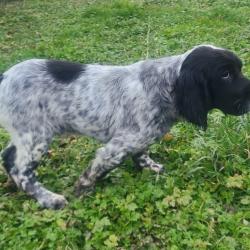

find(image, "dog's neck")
[138,53,191,136]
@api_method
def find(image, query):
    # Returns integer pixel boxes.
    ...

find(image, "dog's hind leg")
[132,152,164,173]
[1,137,67,209]
[75,133,146,196]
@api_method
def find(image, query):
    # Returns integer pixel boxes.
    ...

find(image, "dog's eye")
[221,71,231,80]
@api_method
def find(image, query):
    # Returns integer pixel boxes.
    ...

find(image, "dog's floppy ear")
[175,69,211,129]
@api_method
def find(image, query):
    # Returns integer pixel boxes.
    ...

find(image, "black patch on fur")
[1,146,17,174]
[47,60,85,83]
[23,161,39,176]
[0,74,3,83]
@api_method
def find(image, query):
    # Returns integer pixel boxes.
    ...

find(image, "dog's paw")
[148,163,164,173]
[74,182,95,197]
[38,193,68,209]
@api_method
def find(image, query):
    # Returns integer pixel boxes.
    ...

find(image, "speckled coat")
[1,45,249,209]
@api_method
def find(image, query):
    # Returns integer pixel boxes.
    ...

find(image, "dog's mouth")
[218,98,250,116]
[232,99,250,116]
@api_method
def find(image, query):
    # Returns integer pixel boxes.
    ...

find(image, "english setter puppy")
[0,45,250,209]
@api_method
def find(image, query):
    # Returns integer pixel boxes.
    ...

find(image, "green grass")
[0,0,250,249]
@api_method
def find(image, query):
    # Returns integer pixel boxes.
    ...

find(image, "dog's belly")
[64,112,115,143]
[71,122,113,143]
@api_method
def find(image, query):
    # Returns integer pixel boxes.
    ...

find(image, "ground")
[0,0,250,249]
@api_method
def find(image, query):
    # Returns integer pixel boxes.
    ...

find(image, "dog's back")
[0,60,147,142]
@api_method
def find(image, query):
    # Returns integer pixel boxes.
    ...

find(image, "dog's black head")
[175,45,250,128]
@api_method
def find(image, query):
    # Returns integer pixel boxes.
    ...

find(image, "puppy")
[0,45,249,209]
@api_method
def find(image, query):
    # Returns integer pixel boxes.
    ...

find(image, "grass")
[0,0,250,249]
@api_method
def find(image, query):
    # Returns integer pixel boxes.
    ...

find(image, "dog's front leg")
[75,133,145,196]
[132,152,164,173]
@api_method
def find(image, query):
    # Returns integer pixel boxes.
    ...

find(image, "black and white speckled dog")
[0,45,250,209]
